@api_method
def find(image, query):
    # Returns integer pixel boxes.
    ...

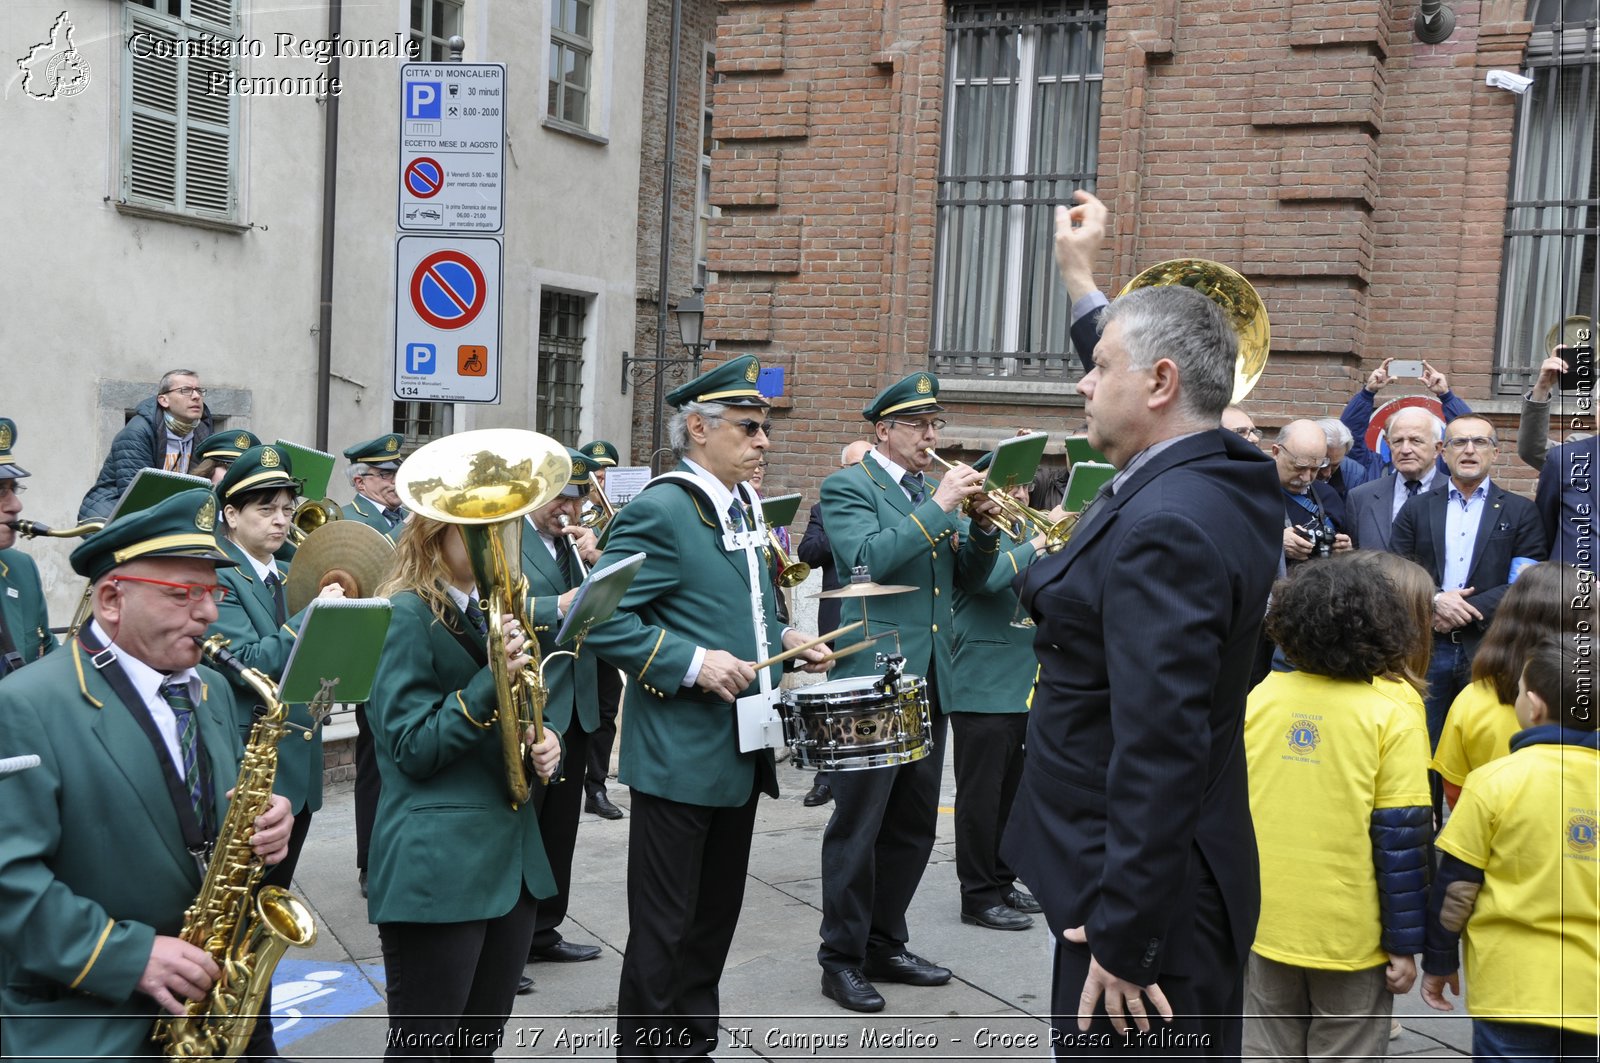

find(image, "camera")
[1296,521,1334,560]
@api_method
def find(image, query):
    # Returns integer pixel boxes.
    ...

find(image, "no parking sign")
[393,236,501,403]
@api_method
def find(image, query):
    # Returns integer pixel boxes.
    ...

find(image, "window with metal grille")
[392,400,454,447]
[539,292,588,446]
[1496,1,1598,391]
[121,0,240,225]
[932,0,1106,379]
[697,47,718,290]
[410,0,464,62]
[548,0,594,129]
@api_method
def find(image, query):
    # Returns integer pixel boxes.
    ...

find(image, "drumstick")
[751,621,863,670]
[804,636,884,668]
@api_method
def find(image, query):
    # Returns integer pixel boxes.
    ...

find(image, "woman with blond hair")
[368,514,561,1060]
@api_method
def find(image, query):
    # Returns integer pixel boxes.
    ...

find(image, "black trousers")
[617,784,760,1061]
[1049,873,1243,1060]
[817,674,947,971]
[354,703,380,870]
[378,887,538,1061]
[239,807,314,1062]
[948,711,1027,911]
[585,666,622,797]
[529,724,589,951]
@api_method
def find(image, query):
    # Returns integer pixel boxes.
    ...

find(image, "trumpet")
[578,481,616,531]
[767,529,810,588]
[6,519,105,538]
[286,497,342,546]
[923,450,1074,551]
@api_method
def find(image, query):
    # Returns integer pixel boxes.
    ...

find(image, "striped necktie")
[727,500,746,532]
[162,680,208,829]
[464,598,488,636]
[264,570,287,626]
[901,473,926,505]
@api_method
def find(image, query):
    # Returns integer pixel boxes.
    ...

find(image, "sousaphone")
[1119,259,1271,403]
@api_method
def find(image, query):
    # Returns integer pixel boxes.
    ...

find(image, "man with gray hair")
[340,433,408,543]
[1315,416,1369,500]
[1344,406,1447,551]
[78,369,213,521]
[1006,189,1282,1057]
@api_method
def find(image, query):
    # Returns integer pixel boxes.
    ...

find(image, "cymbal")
[286,520,396,613]
[814,581,918,600]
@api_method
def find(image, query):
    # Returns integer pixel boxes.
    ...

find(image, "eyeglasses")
[1230,426,1262,441]
[110,575,229,604]
[886,418,946,433]
[718,418,773,438]
[0,481,27,497]
[1278,450,1330,472]
[360,469,397,481]
[162,386,207,398]
[1444,436,1497,450]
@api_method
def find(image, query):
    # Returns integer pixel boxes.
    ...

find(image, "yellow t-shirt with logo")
[1435,742,1600,1035]
[1246,671,1432,970]
[1432,678,1520,786]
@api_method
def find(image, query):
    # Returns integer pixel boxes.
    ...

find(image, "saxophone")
[153,635,318,1060]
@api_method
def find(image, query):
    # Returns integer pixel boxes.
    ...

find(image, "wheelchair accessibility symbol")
[458,345,488,377]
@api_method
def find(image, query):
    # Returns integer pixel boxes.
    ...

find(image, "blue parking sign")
[406,342,437,374]
[406,81,441,120]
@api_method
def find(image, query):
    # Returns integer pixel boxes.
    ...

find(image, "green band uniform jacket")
[0,548,57,668]
[947,534,1038,714]
[208,537,322,814]
[341,494,403,542]
[520,526,599,736]
[0,642,243,1061]
[365,591,555,923]
[582,465,785,807]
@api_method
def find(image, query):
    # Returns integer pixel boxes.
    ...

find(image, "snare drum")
[781,674,931,771]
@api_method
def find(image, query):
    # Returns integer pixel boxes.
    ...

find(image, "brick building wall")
[632,0,723,468]
[706,0,1560,503]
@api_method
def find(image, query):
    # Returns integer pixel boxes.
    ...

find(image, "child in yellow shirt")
[1422,636,1599,1061]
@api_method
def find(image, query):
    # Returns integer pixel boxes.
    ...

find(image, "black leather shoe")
[820,968,885,1013]
[962,904,1034,931]
[802,779,832,807]
[1004,888,1042,913]
[358,869,367,899]
[585,791,625,819]
[862,951,951,986]
[516,974,535,995]
[529,940,602,963]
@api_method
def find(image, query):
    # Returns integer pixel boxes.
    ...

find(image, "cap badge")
[385,437,400,453]
[745,361,760,383]
[233,433,251,448]
[0,423,11,450]
[196,495,218,533]
[915,375,932,395]
[260,447,281,469]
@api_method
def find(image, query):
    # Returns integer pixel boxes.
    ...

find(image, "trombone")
[578,481,616,531]
[286,497,341,546]
[923,450,1074,551]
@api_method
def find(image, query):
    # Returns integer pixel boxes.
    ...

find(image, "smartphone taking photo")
[1558,344,1595,393]
[1387,359,1425,379]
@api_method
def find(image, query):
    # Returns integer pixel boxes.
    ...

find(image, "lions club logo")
[195,495,217,532]
[1285,719,1320,755]
[1568,814,1598,854]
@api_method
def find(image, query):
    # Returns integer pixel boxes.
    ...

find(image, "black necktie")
[464,598,488,636]
[555,538,575,590]
[264,570,287,626]
[1404,479,1422,496]
[901,473,926,505]
[382,505,406,528]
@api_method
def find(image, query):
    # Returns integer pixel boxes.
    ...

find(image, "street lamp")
[675,286,707,373]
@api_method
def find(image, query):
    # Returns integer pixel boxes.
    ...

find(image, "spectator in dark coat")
[78,370,213,521]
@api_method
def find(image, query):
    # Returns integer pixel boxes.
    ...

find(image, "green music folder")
[111,469,212,520]
[760,493,802,530]
[274,440,337,501]
[1064,435,1110,469]
[1063,461,1117,512]
[279,597,393,705]
[984,432,1048,490]
[557,551,645,647]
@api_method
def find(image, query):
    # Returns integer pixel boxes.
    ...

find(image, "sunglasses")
[722,418,773,438]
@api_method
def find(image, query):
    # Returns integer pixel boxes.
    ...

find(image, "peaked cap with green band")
[215,444,299,505]
[0,417,30,479]
[343,433,405,470]
[580,439,619,467]
[561,448,595,498]
[863,371,945,423]
[70,488,237,580]
[664,355,770,409]
[195,429,261,465]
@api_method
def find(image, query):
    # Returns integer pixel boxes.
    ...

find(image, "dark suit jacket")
[1535,435,1597,568]
[1002,430,1281,984]
[1346,473,1401,551]
[1391,479,1549,642]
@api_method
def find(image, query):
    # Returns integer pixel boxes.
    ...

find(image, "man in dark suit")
[520,449,604,969]
[1391,415,1548,770]
[792,439,872,808]
[1344,406,1445,552]
[1535,433,1598,570]
[1004,190,1282,1057]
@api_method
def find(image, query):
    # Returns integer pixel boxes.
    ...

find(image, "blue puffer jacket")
[1370,804,1432,955]
[77,394,213,521]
